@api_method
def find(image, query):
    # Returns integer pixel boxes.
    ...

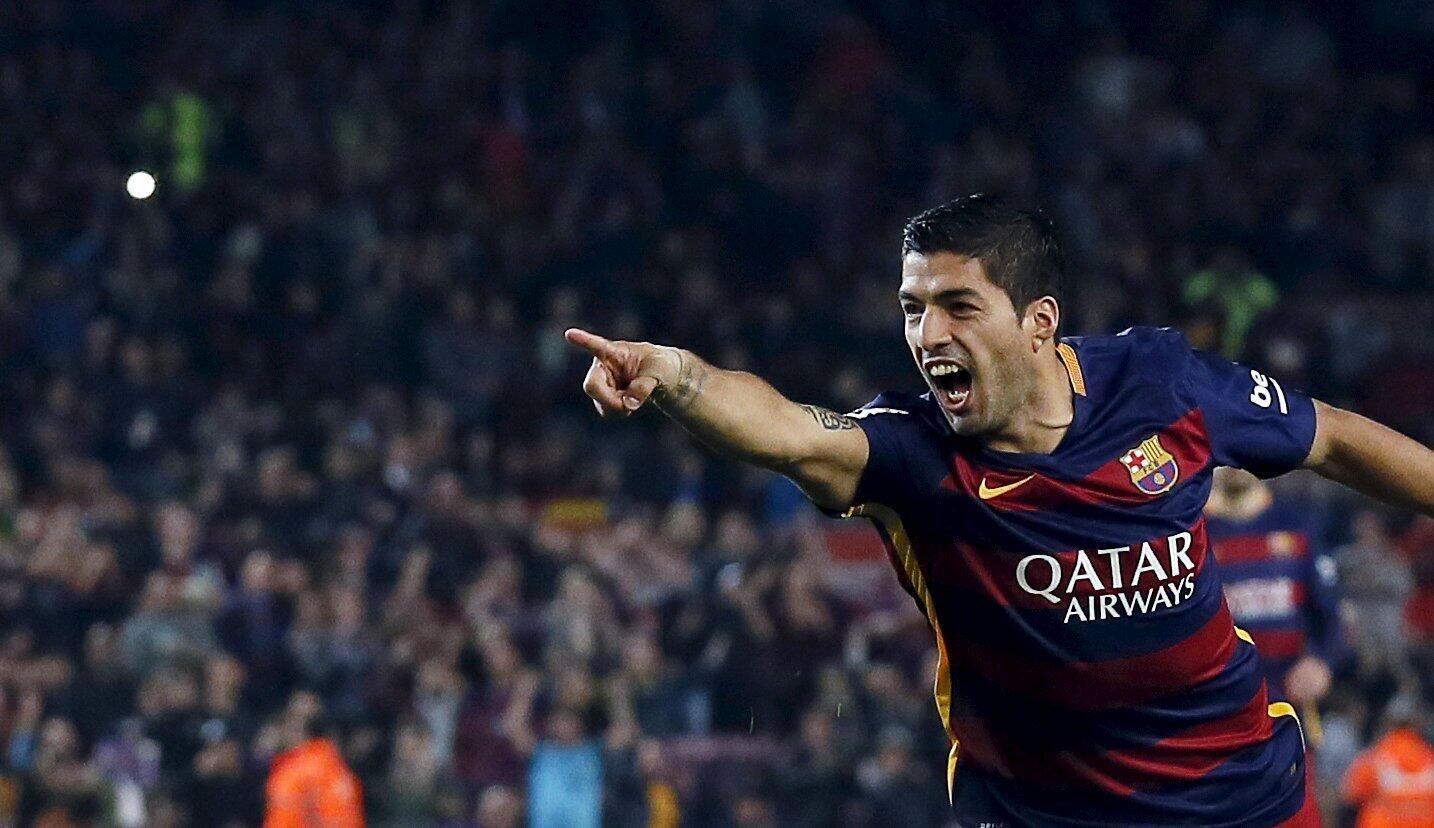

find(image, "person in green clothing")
[1183,247,1279,359]
[136,84,215,195]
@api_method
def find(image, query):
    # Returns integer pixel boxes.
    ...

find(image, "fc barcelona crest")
[1119,435,1180,495]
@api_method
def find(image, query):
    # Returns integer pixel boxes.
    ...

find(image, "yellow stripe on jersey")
[1268,701,1305,752]
[1238,628,1309,749]
[1057,342,1087,396]
[846,502,959,802]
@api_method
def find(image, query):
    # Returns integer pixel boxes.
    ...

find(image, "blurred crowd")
[0,0,1432,825]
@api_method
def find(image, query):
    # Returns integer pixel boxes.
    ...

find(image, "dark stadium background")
[1,1,1432,826]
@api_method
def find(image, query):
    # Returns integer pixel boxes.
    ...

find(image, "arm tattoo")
[800,404,857,430]
[654,349,707,411]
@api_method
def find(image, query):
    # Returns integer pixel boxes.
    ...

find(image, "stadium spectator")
[1341,695,1434,828]
[1340,511,1419,686]
[262,694,364,828]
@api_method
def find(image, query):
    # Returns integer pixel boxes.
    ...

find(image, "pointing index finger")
[564,328,620,361]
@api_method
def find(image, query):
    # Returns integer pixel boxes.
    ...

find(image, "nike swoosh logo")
[978,474,1036,500]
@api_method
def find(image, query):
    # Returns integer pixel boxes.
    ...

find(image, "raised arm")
[1303,400,1434,515]
[565,328,869,510]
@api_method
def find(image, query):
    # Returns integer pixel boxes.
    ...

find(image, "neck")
[981,345,1074,454]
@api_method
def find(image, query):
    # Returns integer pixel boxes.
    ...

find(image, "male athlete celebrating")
[566,195,1434,826]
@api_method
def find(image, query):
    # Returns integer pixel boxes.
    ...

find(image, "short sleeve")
[816,394,918,516]
[1184,348,1317,478]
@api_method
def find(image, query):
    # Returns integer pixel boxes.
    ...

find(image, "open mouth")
[926,361,973,413]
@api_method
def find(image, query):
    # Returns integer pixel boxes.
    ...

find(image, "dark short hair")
[901,194,1065,316]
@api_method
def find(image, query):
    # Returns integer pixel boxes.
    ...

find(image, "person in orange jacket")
[265,692,365,828]
[1342,695,1434,828]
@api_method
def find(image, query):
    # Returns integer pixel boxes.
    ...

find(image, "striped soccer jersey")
[835,327,1316,826]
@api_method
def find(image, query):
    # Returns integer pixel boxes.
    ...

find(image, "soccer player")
[1206,468,1342,710]
[566,196,1434,826]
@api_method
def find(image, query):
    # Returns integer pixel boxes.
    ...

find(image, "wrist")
[650,346,685,389]
[652,347,704,409]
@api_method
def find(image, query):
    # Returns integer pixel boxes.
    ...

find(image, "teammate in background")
[1206,467,1342,710]
[567,195,1434,826]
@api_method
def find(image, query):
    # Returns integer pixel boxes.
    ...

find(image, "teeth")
[929,364,963,377]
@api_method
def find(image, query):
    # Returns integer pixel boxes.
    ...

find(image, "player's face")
[899,252,1039,437]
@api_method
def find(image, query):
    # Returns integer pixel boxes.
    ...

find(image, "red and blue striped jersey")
[838,327,1317,827]
[1207,498,1342,694]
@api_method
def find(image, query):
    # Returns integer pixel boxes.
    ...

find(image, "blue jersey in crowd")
[1207,496,1342,696]
[832,327,1318,827]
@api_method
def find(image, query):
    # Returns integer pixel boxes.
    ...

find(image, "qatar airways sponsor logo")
[1014,531,1197,624]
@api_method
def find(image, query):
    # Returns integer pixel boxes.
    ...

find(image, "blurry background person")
[473,784,523,828]
[262,692,363,828]
[1339,510,1420,690]
[1206,467,1344,712]
[1341,694,1434,828]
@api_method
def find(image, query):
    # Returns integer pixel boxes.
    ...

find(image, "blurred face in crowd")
[480,633,523,683]
[394,722,432,762]
[257,449,295,500]
[476,785,522,828]
[39,718,80,759]
[800,709,833,753]
[1212,466,1262,500]
[877,739,912,776]
[620,631,660,681]
[84,623,119,669]
[636,739,665,776]
[157,502,199,566]
[240,551,275,594]
[546,708,586,744]
[900,252,1057,439]
[731,795,776,828]
[120,338,154,384]
[205,655,245,710]
[331,589,366,634]
[140,573,178,612]
[276,691,323,750]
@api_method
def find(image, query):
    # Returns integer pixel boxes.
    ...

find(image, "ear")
[1022,296,1060,351]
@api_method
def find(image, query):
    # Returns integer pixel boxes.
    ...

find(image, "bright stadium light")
[126,170,156,200]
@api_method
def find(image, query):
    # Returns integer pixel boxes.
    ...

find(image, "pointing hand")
[565,328,681,417]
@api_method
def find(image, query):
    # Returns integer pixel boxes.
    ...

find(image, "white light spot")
[126,171,156,200]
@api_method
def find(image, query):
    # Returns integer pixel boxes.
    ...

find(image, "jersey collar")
[949,338,1090,474]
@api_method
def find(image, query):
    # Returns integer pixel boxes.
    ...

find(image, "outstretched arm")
[1303,400,1434,515]
[565,328,869,511]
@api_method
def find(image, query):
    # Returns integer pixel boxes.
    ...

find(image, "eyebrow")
[898,287,983,305]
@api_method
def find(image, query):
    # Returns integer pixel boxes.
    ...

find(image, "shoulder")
[846,390,920,417]
[1063,327,1200,401]
[1069,327,1194,374]
[847,391,945,434]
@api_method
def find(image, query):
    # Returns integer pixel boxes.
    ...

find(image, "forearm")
[1305,401,1434,515]
[567,328,868,509]
[651,348,847,471]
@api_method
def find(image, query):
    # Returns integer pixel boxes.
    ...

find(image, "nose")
[918,307,954,352]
